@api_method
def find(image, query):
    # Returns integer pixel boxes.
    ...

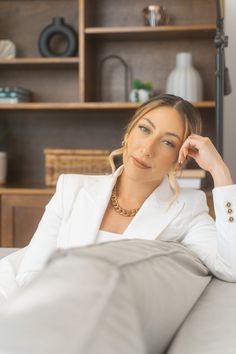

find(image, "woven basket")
[44,148,112,186]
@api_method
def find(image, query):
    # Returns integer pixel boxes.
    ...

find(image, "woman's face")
[123,106,185,186]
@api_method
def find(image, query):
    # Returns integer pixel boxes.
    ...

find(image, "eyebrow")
[142,117,182,141]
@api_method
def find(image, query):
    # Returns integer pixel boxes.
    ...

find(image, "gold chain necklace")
[111,184,140,217]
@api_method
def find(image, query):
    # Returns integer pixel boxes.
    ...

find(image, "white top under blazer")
[1,164,236,303]
[96,230,124,243]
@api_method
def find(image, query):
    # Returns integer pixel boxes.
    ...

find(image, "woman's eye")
[138,125,151,134]
[163,140,176,148]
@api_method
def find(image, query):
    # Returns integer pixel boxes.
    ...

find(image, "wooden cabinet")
[0,189,53,247]
[0,0,217,186]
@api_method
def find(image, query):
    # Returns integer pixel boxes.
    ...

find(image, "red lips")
[132,156,151,169]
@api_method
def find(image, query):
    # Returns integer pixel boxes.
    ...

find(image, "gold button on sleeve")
[229,216,234,222]
[227,208,233,214]
[226,202,232,208]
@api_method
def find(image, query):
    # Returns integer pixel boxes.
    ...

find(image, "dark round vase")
[38,17,78,57]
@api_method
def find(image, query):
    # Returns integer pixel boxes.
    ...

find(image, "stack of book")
[0,87,32,103]
[176,169,206,189]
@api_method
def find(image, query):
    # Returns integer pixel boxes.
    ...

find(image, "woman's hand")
[178,134,233,187]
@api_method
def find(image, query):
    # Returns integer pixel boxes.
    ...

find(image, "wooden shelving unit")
[0,0,217,179]
[0,0,217,246]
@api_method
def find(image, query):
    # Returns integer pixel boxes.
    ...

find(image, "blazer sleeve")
[0,174,65,302]
[181,184,236,282]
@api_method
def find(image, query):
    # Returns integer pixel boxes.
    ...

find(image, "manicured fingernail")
[178,160,182,165]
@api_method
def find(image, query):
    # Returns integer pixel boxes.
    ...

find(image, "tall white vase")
[166,52,203,102]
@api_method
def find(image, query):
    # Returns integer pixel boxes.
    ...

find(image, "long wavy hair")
[109,94,202,201]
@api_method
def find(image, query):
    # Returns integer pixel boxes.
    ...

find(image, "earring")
[121,140,125,146]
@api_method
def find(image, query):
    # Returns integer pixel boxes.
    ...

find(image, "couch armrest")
[166,278,236,354]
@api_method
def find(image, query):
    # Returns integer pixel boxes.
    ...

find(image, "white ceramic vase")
[166,52,203,101]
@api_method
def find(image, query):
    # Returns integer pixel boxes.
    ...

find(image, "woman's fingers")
[178,135,200,163]
[178,134,223,172]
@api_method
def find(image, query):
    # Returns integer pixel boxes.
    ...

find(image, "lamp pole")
[214,0,231,157]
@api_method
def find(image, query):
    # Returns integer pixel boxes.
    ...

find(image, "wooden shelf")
[193,101,215,108]
[0,101,215,110]
[0,187,54,195]
[85,24,216,40]
[0,57,79,66]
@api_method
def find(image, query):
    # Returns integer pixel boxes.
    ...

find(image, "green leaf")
[142,81,153,91]
[132,79,143,89]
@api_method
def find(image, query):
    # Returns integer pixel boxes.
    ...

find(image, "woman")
[0,93,235,302]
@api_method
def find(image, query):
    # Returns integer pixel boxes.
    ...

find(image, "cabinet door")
[0,194,52,248]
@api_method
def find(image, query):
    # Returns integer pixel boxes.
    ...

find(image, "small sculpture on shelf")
[0,40,16,59]
[129,79,153,102]
[38,17,78,57]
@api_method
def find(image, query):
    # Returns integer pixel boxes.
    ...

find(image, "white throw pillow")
[0,240,211,354]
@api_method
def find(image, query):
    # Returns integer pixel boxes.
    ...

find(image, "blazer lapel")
[67,166,123,247]
[67,167,184,247]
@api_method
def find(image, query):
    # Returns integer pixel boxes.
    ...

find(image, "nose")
[140,137,156,158]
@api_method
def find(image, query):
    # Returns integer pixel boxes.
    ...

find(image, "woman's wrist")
[210,162,233,187]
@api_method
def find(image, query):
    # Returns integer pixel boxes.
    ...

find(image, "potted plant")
[129,79,153,102]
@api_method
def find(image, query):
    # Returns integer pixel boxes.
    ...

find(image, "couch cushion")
[166,277,236,354]
[0,240,211,354]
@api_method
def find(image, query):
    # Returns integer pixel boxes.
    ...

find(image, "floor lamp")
[215,0,232,157]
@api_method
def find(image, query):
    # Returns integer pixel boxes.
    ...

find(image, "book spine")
[0,86,32,95]
[0,97,31,103]
[0,92,31,99]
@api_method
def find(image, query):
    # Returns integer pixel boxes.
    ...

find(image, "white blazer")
[1,165,236,302]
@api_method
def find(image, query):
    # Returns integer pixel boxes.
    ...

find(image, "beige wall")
[224,0,236,182]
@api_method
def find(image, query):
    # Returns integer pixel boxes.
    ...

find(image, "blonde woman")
[0,93,235,303]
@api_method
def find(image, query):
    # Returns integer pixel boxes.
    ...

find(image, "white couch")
[0,242,236,354]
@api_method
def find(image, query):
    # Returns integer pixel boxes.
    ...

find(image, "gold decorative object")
[142,5,169,27]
